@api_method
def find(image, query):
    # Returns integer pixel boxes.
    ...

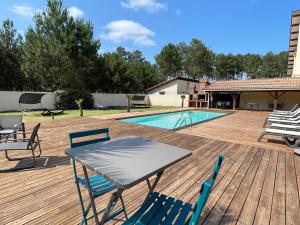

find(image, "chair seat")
[78,175,116,197]
[122,192,192,225]
[0,129,15,135]
[0,141,29,151]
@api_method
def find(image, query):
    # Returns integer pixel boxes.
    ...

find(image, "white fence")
[0,91,187,112]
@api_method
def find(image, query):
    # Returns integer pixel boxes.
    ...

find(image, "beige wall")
[177,80,199,95]
[149,80,198,95]
[149,94,189,107]
[293,24,300,77]
[148,80,178,95]
[240,92,300,110]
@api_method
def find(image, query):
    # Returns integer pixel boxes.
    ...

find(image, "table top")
[65,135,192,189]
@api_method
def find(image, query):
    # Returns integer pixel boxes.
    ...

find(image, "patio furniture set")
[258,104,300,155]
[65,128,224,224]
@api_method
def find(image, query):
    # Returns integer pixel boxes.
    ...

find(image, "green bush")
[55,89,94,109]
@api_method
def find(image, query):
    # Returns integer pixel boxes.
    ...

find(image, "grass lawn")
[0,106,176,122]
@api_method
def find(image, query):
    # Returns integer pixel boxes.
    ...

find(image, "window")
[159,91,165,95]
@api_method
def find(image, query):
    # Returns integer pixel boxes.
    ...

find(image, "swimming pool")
[121,110,227,130]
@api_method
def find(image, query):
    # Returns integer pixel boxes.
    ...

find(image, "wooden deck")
[0,110,300,225]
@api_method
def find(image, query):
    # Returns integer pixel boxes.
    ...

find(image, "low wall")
[0,91,56,112]
[0,91,189,112]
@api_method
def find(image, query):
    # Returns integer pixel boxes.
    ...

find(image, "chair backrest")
[69,128,110,148]
[0,115,22,130]
[27,123,41,149]
[189,155,224,225]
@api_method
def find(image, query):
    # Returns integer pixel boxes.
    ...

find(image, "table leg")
[143,170,163,203]
[82,165,100,225]
[100,188,124,224]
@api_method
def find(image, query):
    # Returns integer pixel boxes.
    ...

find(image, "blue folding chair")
[122,154,224,225]
[69,128,128,225]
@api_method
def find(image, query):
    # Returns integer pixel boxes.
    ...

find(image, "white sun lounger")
[263,115,300,127]
[270,123,300,130]
[270,108,300,118]
[272,104,299,115]
[294,148,300,156]
[257,127,300,147]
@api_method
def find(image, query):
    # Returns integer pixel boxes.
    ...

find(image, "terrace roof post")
[207,92,210,109]
[273,91,278,110]
[231,92,238,110]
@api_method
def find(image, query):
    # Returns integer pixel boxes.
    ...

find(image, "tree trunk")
[79,104,83,117]
[127,99,131,112]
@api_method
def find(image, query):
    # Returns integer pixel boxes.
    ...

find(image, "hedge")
[55,89,94,109]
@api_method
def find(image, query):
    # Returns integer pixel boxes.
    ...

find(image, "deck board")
[0,110,299,225]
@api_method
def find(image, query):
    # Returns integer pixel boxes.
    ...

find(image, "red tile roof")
[204,77,300,92]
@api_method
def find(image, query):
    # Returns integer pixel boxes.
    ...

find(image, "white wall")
[0,91,55,112]
[0,91,188,112]
[92,93,128,107]
[149,94,189,107]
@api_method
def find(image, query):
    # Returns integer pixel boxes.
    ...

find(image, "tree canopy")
[0,0,290,93]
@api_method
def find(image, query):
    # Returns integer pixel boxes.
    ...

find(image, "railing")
[173,112,193,129]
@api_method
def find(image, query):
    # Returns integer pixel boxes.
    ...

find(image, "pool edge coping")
[116,109,233,132]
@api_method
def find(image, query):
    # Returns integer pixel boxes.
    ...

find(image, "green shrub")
[55,89,94,109]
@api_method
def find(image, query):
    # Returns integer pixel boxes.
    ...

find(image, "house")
[202,77,300,110]
[287,10,300,77]
[147,76,199,95]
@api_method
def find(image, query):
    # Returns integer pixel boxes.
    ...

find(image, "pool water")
[121,110,227,130]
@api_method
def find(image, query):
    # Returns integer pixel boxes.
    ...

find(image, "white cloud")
[68,6,84,18]
[101,20,155,46]
[11,4,36,17]
[121,0,167,13]
[175,9,181,16]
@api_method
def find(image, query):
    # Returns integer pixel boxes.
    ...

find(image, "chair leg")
[72,161,88,225]
[257,131,268,142]
[263,117,269,128]
[282,135,297,147]
[32,148,36,167]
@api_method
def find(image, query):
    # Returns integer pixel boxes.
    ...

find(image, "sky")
[0,0,299,63]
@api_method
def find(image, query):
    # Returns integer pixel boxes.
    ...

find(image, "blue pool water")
[121,110,227,130]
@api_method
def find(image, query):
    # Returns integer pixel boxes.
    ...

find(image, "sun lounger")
[294,148,300,156]
[257,127,300,147]
[263,115,300,127]
[270,123,300,130]
[270,108,300,118]
[273,104,299,114]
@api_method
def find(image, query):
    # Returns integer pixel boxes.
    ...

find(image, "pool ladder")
[173,113,193,129]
